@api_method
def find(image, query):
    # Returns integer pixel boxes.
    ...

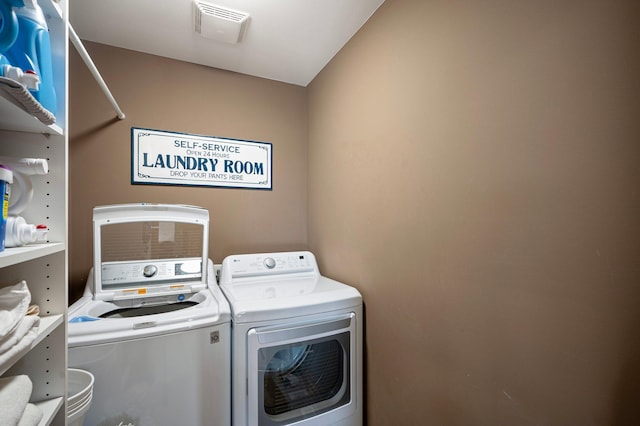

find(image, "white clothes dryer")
[220,251,363,426]
[68,204,231,426]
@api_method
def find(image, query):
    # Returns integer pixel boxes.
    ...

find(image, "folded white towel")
[0,281,31,339]
[17,403,43,426]
[0,375,33,426]
[0,77,55,125]
[0,323,39,376]
[0,315,40,354]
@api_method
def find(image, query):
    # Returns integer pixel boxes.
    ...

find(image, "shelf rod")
[68,23,126,120]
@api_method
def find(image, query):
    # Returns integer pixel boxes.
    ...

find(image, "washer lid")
[219,251,362,323]
[91,204,210,301]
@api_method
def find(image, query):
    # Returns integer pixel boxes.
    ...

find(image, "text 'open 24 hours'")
[131,127,272,190]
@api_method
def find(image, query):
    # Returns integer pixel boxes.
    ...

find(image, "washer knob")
[143,264,158,277]
[264,257,276,269]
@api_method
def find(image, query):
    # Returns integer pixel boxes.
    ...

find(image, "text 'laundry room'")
[1,0,639,425]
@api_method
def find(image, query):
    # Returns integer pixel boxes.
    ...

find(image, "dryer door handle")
[253,313,355,344]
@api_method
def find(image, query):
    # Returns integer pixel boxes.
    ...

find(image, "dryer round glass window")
[256,331,351,425]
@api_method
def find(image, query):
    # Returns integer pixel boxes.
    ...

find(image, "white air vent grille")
[193,1,250,44]
[198,3,246,22]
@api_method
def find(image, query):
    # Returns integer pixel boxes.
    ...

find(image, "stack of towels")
[0,375,43,426]
[0,281,43,425]
[0,281,41,375]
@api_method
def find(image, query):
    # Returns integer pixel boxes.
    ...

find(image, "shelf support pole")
[68,23,126,120]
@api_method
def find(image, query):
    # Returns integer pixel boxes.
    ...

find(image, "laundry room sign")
[131,127,272,190]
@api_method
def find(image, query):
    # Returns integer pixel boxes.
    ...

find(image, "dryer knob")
[143,264,158,277]
[264,257,276,269]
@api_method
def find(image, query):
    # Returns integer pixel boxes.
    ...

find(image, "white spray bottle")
[0,156,48,215]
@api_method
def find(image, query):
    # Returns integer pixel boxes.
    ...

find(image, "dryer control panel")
[220,251,318,282]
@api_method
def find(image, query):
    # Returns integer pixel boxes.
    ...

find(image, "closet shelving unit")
[0,0,68,424]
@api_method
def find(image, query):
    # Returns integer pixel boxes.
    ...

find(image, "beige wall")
[308,0,640,424]
[69,42,308,302]
[70,1,640,423]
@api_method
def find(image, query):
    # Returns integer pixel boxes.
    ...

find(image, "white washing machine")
[219,251,363,426]
[68,204,231,426]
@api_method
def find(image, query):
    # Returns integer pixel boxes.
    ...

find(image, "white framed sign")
[131,127,272,190]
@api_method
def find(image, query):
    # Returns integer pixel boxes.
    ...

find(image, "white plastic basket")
[67,368,94,426]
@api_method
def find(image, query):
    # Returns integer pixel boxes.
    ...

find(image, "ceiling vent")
[193,1,250,44]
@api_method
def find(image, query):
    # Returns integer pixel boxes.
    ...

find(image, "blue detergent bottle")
[5,0,56,115]
[0,0,19,67]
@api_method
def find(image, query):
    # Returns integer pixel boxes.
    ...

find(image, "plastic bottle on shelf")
[0,0,20,53]
[0,165,13,252]
[1,0,41,92]
[4,215,47,247]
[1,63,41,89]
[1,0,21,92]
[4,0,57,114]
[0,156,48,215]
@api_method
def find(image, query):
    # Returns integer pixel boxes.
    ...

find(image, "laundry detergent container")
[67,368,94,426]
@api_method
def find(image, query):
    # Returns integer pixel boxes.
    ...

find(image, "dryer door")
[247,313,358,425]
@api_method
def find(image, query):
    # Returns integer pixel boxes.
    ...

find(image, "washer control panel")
[222,251,318,281]
[101,258,202,287]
